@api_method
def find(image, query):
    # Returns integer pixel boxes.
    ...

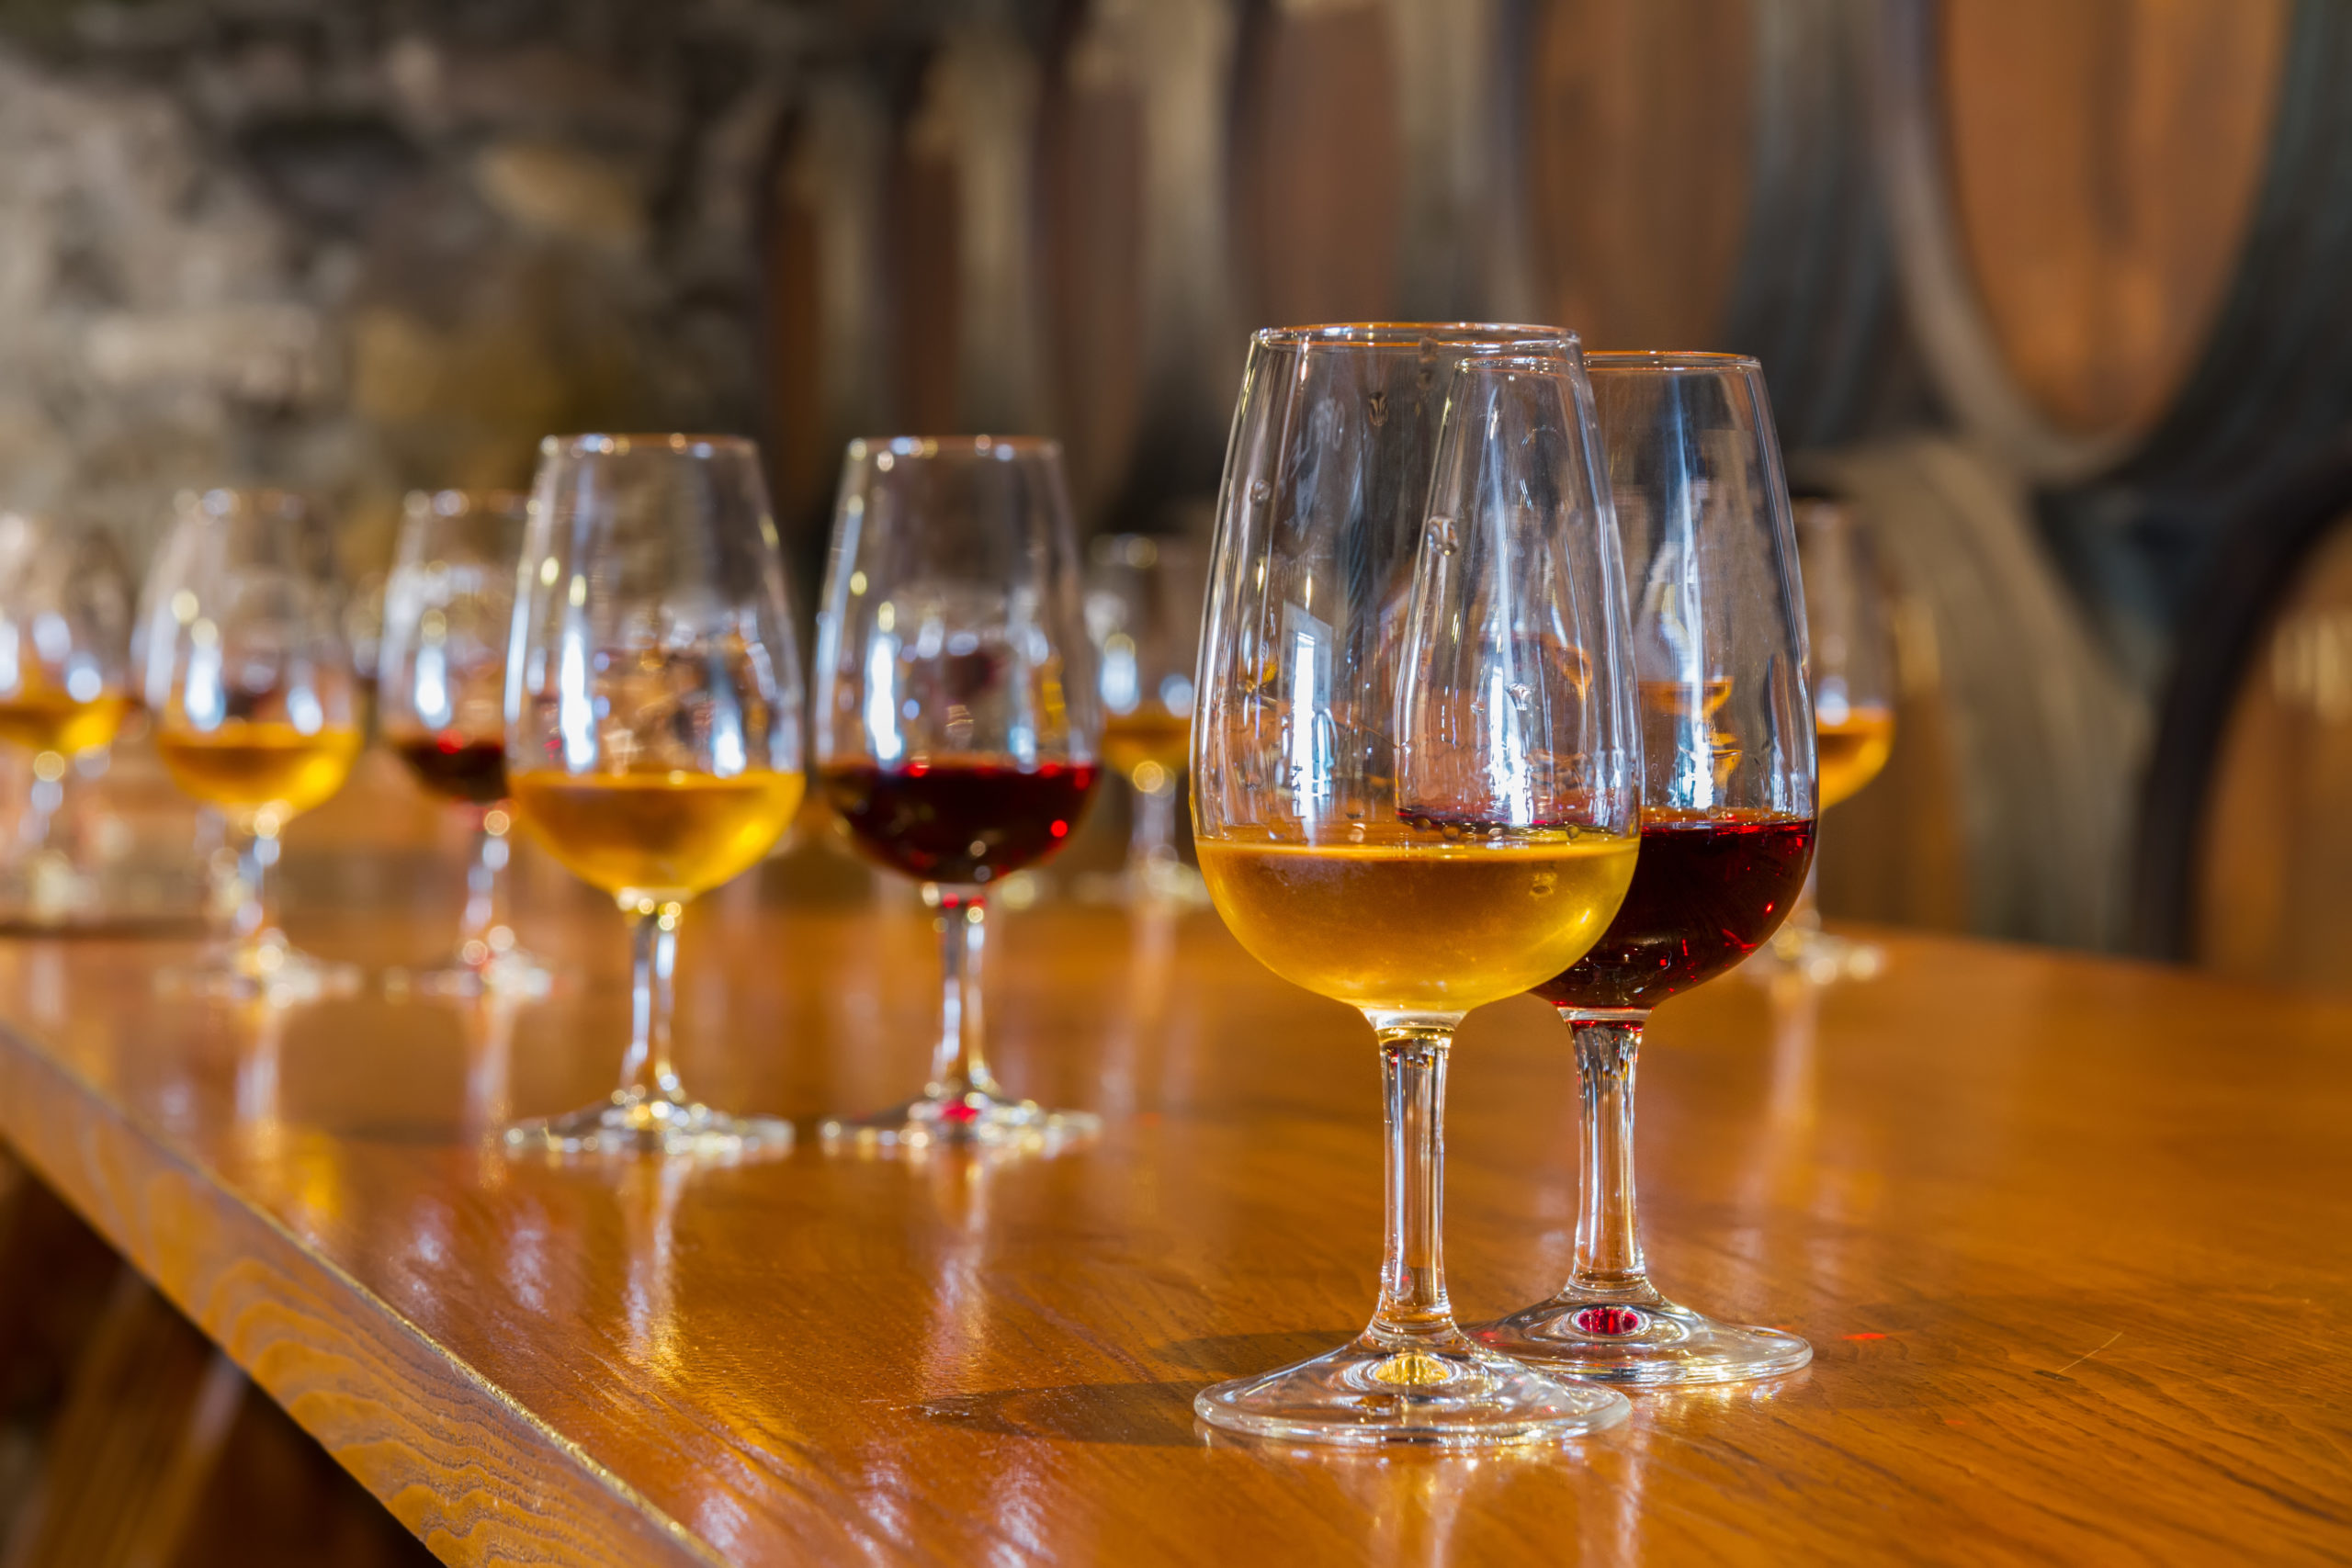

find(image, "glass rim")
[402,488,528,515]
[1450,353,1583,378]
[537,433,760,459]
[844,434,1064,463]
[175,487,312,518]
[1583,349,1763,374]
[1250,321,1581,351]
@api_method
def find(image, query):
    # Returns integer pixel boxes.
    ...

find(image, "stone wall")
[0,0,821,577]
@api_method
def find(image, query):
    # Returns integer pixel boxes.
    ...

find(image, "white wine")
[514,770,804,899]
[0,690,131,757]
[1815,708,1894,808]
[156,721,362,825]
[1197,829,1639,1013]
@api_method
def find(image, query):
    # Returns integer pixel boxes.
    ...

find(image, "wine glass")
[378,490,552,997]
[141,490,364,1000]
[503,434,804,1158]
[811,436,1103,1148]
[1761,497,1897,981]
[1470,351,1818,1384]
[1191,326,1641,1446]
[0,513,134,917]
[1086,533,1207,903]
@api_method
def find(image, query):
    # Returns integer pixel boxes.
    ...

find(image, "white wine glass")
[1763,496,1896,981]
[0,513,134,919]
[141,490,363,1000]
[503,434,804,1158]
[1086,533,1208,905]
[1191,326,1642,1446]
[379,490,552,997]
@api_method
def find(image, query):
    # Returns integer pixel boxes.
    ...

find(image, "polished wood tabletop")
[0,770,2347,1564]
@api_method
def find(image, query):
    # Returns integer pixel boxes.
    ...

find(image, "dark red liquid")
[392,733,510,806]
[821,760,1100,885]
[1534,811,1815,1010]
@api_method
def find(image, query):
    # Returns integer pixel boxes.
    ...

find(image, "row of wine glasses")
[0,322,1870,1455]
[1185,331,1825,1447]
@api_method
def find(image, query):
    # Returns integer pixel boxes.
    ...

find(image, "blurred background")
[0,0,2346,987]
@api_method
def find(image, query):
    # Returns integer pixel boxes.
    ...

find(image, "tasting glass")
[141,490,363,1000]
[379,490,550,997]
[0,513,133,909]
[1761,497,1896,981]
[503,435,804,1158]
[1085,533,1207,902]
[1471,352,1817,1384]
[1192,325,1641,1446]
[811,436,1102,1148]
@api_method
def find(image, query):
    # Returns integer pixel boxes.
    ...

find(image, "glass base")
[1193,1330,1631,1448]
[1470,1288,1813,1386]
[1753,923,1885,985]
[389,946,556,1000]
[503,1089,795,1160]
[159,935,362,1005]
[820,1088,1100,1151]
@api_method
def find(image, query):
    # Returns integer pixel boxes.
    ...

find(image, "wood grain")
[0,762,2348,1563]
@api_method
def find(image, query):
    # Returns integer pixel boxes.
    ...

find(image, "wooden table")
[0,822,2347,1563]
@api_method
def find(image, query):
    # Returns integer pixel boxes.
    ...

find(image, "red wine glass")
[1469,352,1818,1384]
[811,437,1103,1148]
[378,490,551,998]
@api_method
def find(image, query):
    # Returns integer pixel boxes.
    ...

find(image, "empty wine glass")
[378,490,551,997]
[1192,326,1641,1445]
[1086,533,1208,904]
[503,434,805,1158]
[812,436,1103,1149]
[1761,497,1896,981]
[0,513,133,918]
[142,490,363,1000]
[1472,351,1818,1384]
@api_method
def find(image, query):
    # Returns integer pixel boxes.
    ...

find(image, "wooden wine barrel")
[1524,0,1917,449]
[2133,436,2352,989]
[1037,0,1243,529]
[762,71,891,536]
[1795,438,2148,950]
[890,22,1050,442]
[1875,0,2352,487]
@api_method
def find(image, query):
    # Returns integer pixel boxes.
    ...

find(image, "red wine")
[1533,810,1815,1010]
[392,732,511,806]
[821,760,1100,885]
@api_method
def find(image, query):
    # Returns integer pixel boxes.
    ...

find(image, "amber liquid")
[155,722,363,821]
[1815,707,1894,808]
[1197,830,1639,1013]
[390,730,511,806]
[1101,709,1192,786]
[512,770,804,898]
[0,690,131,756]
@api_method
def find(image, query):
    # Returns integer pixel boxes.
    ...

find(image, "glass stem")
[927,886,1001,1102]
[235,828,284,946]
[20,759,62,855]
[1364,1014,1464,1346]
[616,899,685,1106]
[1565,1011,1657,1299]
[458,810,514,963]
[1129,779,1177,879]
[1788,859,1822,936]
